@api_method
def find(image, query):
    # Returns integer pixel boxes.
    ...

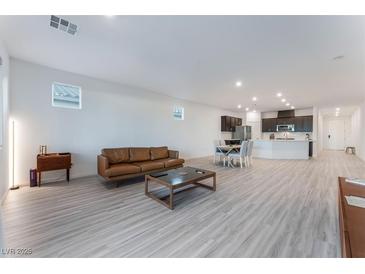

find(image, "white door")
[324,119,345,150]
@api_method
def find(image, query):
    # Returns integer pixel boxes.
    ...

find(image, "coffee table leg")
[145,176,149,195]
[213,174,216,191]
[169,187,174,210]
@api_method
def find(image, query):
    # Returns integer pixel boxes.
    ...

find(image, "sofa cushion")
[104,163,141,177]
[150,146,169,160]
[133,160,164,172]
[129,147,151,162]
[164,158,185,168]
[102,148,129,164]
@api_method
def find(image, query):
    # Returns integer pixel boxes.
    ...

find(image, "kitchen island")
[253,140,310,160]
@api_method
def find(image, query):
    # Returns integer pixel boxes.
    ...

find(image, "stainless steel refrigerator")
[233,126,252,140]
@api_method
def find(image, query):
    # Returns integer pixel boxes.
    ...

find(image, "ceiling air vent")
[50,15,78,35]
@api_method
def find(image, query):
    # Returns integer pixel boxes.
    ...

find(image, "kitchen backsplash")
[261,132,312,140]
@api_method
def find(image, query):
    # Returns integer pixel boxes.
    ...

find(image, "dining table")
[216,145,241,167]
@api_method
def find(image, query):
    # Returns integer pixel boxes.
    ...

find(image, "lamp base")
[10,185,19,190]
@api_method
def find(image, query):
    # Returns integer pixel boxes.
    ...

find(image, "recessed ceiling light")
[336,107,340,111]
[237,104,242,109]
[252,97,257,101]
[105,15,115,17]
[290,106,295,109]
[281,98,286,103]
[253,110,257,113]
[245,107,249,111]
[276,92,282,97]
[286,103,290,106]
[235,81,242,87]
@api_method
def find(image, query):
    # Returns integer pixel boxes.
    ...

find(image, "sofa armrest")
[168,150,179,159]
[97,155,110,177]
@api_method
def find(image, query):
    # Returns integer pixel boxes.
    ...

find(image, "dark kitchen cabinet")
[262,118,277,132]
[295,115,313,132]
[277,117,295,125]
[262,115,313,133]
[302,116,313,132]
[295,116,304,132]
[309,141,313,157]
[221,116,242,132]
[237,118,242,127]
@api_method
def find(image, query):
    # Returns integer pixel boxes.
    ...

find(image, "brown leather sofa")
[97,146,184,182]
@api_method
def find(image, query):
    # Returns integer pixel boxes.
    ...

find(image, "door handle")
[328,135,331,139]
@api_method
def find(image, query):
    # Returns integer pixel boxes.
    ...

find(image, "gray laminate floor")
[1,150,365,258]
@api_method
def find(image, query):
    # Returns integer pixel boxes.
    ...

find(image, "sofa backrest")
[101,146,170,163]
[102,148,130,164]
[129,147,151,162]
[150,146,169,160]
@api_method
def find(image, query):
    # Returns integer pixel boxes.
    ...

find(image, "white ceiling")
[320,105,359,117]
[0,15,365,112]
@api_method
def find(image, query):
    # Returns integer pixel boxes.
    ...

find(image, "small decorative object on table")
[36,152,72,187]
[39,145,48,155]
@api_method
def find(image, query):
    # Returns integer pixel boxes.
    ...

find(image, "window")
[52,82,82,109]
[173,106,184,120]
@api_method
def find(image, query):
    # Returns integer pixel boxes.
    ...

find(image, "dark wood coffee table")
[145,166,216,210]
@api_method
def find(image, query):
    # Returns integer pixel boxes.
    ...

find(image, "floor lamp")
[10,120,19,190]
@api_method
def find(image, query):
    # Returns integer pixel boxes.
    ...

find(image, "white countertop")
[255,139,310,142]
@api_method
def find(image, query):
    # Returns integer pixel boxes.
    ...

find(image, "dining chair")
[214,140,227,166]
[245,140,254,167]
[228,141,248,168]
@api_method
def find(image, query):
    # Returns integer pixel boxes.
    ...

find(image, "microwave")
[276,124,295,132]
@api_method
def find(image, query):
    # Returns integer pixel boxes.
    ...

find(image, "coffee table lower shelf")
[145,167,216,210]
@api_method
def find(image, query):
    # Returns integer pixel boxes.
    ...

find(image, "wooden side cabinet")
[37,153,72,187]
[338,177,365,257]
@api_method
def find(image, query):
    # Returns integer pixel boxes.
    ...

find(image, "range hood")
[277,110,295,118]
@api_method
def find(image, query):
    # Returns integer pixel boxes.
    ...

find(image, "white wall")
[0,40,9,203]
[10,59,243,185]
[360,101,365,161]
[246,112,261,140]
[317,111,324,154]
[0,40,9,252]
[351,102,365,161]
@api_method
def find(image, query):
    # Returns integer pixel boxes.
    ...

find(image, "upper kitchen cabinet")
[262,118,277,132]
[294,115,313,132]
[276,117,295,125]
[294,116,304,132]
[262,115,313,132]
[302,115,313,132]
[221,116,242,132]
